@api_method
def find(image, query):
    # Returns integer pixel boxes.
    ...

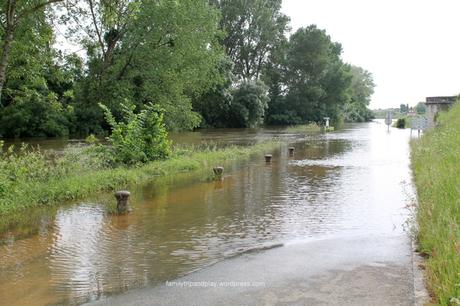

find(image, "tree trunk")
[0,27,14,106]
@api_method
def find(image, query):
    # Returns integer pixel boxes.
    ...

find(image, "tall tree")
[61,0,139,84]
[0,0,63,105]
[211,0,289,81]
[283,25,351,123]
[62,0,224,133]
[343,66,375,122]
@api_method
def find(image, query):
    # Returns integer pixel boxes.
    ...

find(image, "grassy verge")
[411,103,460,304]
[0,140,282,216]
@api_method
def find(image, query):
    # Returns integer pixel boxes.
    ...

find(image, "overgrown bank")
[0,140,282,216]
[411,102,460,304]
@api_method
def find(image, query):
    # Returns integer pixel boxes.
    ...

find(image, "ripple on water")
[0,123,414,305]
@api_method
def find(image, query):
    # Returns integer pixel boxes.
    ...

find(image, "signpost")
[384,112,392,132]
[411,116,428,137]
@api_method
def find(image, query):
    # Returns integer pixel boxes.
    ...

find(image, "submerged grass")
[285,123,321,133]
[0,140,282,216]
[411,102,460,304]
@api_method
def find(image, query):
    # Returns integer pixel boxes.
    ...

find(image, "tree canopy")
[0,0,376,138]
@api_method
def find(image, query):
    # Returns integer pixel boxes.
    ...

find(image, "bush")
[395,118,406,128]
[100,102,171,165]
[0,91,74,137]
[228,80,269,128]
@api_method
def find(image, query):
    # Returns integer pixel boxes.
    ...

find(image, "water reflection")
[0,122,414,305]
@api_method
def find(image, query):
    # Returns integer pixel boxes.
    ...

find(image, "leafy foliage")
[263,25,352,125]
[192,57,234,127]
[228,80,269,128]
[343,66,375,122]
[415,102,427,114]
[0,90,74,137]
[100,102,171,165]
[395,118,406,128]
[0,0,377,138]
[400,103,409,114]
[211,0,290,81]
[63,0,224,132]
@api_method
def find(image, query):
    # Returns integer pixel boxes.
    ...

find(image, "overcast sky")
[281,0,460,109]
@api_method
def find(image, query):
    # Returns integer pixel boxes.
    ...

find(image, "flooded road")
[0,121,415,305]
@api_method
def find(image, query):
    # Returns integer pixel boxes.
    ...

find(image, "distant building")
[425,96,457,129]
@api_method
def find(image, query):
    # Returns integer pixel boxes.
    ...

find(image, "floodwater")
[1,128,287,152]
[0,121,415,305]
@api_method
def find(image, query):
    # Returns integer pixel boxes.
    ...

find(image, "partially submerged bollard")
[213,166,224,180]
[265,154,272,163]
[115,190,131,213]
[288,147,295,156]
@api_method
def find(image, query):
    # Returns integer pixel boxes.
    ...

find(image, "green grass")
[411,102,460,304]
[0,140,282,217]
[285,123,321,133]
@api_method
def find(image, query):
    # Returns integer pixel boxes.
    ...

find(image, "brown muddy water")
[1,127,287,152]
[0,121,415,305]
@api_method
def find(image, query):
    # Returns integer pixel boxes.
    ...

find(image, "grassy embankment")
[411,102,460,304]
[0,140,282,216]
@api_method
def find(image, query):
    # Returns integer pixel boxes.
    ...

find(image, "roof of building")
[425,96,457,105]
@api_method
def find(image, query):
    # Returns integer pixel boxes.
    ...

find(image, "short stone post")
[288,147,295,156]
[265,154,272,163]
[213,166,224,180]
[115,190,131,213]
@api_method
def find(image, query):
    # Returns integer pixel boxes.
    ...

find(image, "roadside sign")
[411,116,428,137]
[384,112,392,130]
[412,118,420,130]
[411,116,428,131]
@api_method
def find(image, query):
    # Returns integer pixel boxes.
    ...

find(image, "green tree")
[278,25,351,124]
[211,0,289,81]
[400,103,409,114]
[0,3,76,137]
[192,57,234,127]
[343,66,375,122]
[64,0,224,132]
[227,80,269,128]
[415,102,426,114]
[0,0,63,104]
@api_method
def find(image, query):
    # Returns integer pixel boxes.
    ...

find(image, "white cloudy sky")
[282,0,460,109]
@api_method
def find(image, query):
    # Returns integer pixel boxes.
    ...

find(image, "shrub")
[395,118,406,128]
[0,91,74,137]
[100,102,171,165]
[228,80,269,128]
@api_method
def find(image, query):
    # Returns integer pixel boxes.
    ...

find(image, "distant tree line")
[373,102,426,119]
[0,0,376,138]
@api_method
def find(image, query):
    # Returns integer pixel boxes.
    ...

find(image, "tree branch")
[15,0,64,25]
[88,0,106,57]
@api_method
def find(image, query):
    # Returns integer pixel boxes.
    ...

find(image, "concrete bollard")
[288,147,295,156]
[115,190,131,213]
[265,154,272,163]
[213,166,224,180]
